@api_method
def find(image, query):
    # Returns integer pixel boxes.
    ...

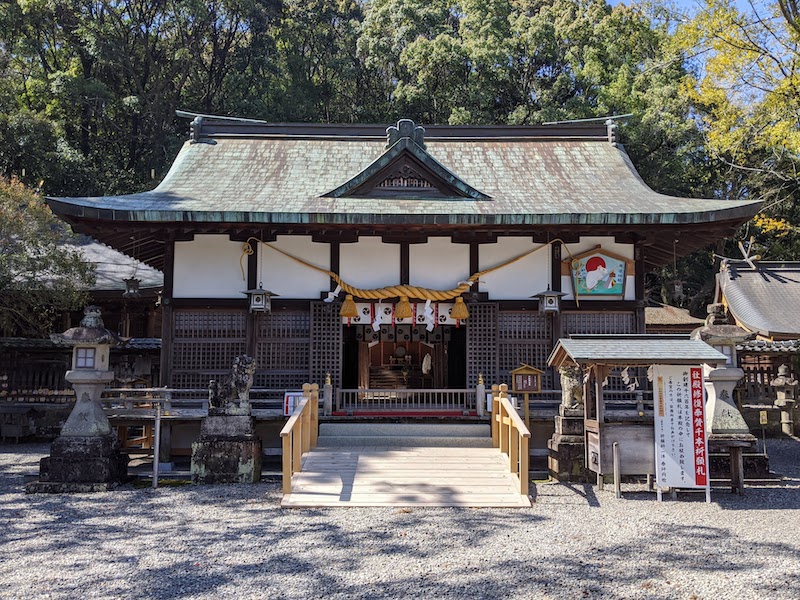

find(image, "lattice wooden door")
[498,311,553,389]
[563,311,636,335]
[466,302,499,388]
[170,309,247,388]
[310,301,343,388]
[255,310,311,390]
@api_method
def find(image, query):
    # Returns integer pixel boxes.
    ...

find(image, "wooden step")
[282,446,530,508]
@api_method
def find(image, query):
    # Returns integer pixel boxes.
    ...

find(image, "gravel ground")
[1,440,799,600]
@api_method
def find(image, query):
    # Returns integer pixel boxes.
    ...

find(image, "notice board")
[652,365,709,492]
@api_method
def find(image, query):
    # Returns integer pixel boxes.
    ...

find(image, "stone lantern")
[770,364,797,436]
[691,304,754,435]
[26,306,128,493]
[691,303,757,494]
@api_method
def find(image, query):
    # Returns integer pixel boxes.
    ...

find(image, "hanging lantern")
[450,296,469,327]
[242,283,277,313]
[122,277,141,299]
[531,286,566,313]
[395,296,413,320]
[340,294,358,325]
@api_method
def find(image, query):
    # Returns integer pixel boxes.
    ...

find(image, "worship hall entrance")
[342,324,467,390]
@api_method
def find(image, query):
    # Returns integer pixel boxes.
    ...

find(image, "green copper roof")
[47,119,761,228]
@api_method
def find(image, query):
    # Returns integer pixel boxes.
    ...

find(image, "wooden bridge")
[281,384,531,508]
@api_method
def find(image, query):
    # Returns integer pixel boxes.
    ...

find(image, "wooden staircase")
[281,422,531,508]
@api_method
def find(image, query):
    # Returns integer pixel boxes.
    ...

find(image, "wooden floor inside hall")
[281,447,531,508]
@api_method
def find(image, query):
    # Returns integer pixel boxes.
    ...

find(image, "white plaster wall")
[173,235,248,298]
[340,238,401,290]
[409,238,470,290]
[561,236,635,301]
[258,235,330,299]
[479,238,548,300]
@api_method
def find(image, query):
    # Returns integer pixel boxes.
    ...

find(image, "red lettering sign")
[690,368,707,486]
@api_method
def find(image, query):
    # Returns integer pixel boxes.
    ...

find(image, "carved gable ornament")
[323,119,490,200]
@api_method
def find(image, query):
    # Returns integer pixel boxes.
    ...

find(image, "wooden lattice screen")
[171,309,247,388]
[497,311,553,389]
[310,301,342,388]
[563,311,637,335]
[466,302,499,388]
[255,310,311,390]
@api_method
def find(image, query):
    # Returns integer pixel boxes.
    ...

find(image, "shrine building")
[46,116,761,415]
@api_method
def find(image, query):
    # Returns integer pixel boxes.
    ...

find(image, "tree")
[676,0,800,259]
[0,179,94,336]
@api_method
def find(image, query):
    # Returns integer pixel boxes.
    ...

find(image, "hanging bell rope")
[394,296,413,320]
[340,294,358,325]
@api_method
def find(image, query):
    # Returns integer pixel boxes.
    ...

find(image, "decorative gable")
[324,119,490,200]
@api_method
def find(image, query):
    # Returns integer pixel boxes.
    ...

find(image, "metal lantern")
[532,286,566,313]
[243,284,277,313]
[122,277,141,299]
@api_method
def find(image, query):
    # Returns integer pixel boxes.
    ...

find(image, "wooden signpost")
[510,364,543,429]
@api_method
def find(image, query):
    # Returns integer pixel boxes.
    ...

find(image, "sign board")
[759,410,768,426]
[652,365,709,491]
[283,391,305,416]
[510,364,543,393]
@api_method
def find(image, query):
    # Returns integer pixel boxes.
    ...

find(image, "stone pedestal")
[548,406,591,482]
[191,415,262,484]
[704,365,757,494]
[27,434,129,493]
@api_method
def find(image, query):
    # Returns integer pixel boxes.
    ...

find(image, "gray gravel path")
[1,440,799,600]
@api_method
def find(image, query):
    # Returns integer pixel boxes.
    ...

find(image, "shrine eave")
[47,198,759,228]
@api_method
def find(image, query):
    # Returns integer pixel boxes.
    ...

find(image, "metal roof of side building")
[548,334,728,367]
[717,260,800,340]
[74,236,163,292]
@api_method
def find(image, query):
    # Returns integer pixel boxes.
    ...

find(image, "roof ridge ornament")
[386,119,426,149]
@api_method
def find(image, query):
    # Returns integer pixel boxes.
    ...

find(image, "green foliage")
[675,0,800,258]
[2,0,792,316]
[0,178,94,336]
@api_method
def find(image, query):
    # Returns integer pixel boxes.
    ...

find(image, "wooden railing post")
[519,435,529,495]
[491,384,499,447]
[311,383,319,448]
[476,376,485,418]
[282,432,292,494]
[499,384,509,455]
[301,383,311,454]
[510,420,519,475]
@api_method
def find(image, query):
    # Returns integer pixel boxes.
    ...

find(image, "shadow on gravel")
[2,441,800,599]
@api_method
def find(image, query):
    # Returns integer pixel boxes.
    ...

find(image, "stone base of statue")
[26,434,129,493]
[191,415,262,484]
[548,405,592,482]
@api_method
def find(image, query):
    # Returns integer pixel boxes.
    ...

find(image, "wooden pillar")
[400,241,410,285]
[246,249,258,358]
[634,242,646,333]
[470,242,480,292]
[551,241,564,343]
[330,242,340,292]
[159,235,175,387]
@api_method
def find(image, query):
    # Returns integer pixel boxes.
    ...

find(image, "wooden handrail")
[279,383,320,496]
[491,383,531,495]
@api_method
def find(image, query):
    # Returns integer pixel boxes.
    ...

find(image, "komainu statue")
[559,365,584,409]
[209,355,257,415]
